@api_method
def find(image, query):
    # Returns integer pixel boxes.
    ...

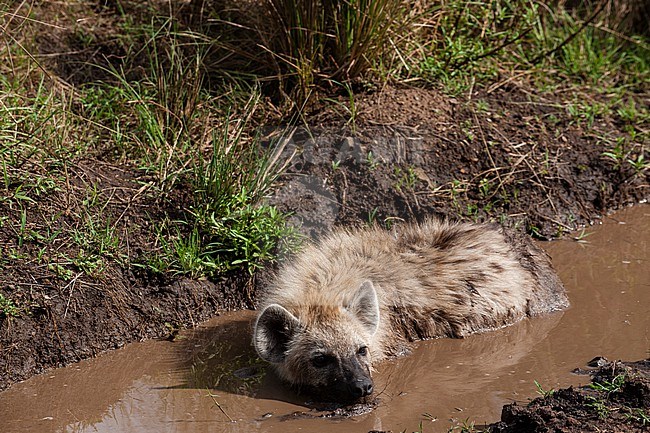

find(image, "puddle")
[1,205,648,433]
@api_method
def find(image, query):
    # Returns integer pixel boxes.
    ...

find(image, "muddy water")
[1,205,648,433]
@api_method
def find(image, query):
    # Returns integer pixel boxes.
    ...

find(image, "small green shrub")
[0,293,20,318]
[185,116,299,275]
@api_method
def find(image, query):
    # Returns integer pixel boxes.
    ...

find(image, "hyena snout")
[351,376,374,398]
[337,358,374,400]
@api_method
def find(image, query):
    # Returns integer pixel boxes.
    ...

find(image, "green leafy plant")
[366,151,380,170]
[167,100,299,276]
[601,139,647,175]
[478,178,491,199]
[586,396,611,419]
[534,379,556,397]
[589,374,626,395]
[627,153,648,174]
[602,137,628,169]
[394,166,418,192]
[0,293,20,318]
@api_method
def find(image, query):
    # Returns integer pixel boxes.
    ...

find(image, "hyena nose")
[351,378,374,398]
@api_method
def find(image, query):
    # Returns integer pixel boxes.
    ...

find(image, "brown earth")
[271,85,649,239]
[1,1,649,432]
[487,358,650,433]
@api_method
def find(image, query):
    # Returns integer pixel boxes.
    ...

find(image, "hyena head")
[253,281,380,402]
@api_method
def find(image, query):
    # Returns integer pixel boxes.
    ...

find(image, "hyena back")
[253,219,568,402]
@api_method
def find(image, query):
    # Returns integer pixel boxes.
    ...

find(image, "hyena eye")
[358,346,368,356]
[312,354,335,368]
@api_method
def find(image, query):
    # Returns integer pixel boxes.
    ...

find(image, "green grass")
[394,166,418,192]
[583,373,650,426]
[626,408,650,426]
[589,374,626,395]
[0,293,20,318]
[534,379,556,398]
[161,115,299,276]
[404,0,649,97]
[85,20,299,278]
[0,2,297,286]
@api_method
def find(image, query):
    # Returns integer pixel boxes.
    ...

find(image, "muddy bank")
[1,205,648,433]
[487,358,650,433]
[0,269,255,390]
[272,85,649,239]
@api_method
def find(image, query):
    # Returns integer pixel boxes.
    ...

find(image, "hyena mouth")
[297,395,380,415]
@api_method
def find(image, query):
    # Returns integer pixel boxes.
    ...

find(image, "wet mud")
[1,205,648,433]
[488,358,650,432]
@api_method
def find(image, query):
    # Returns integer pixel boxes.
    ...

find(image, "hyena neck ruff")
[254,281,380,402]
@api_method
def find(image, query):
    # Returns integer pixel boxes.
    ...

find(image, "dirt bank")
[487,358,650,433]
[271,85,648,239]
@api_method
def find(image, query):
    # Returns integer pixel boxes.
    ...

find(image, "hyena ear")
[346,280,380,336]
[254,304,300,363]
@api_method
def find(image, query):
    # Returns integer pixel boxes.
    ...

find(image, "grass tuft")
[401,0,649,95]
[0,293,20,318]
[180,0,401,106]
[174,103,299,276]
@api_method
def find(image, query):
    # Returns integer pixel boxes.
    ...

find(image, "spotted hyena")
[253,219,568,402]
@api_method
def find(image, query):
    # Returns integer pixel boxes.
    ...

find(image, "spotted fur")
[253,219,568,401]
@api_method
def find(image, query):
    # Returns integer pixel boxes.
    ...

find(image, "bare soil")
[487,358,650,433]
[271,85,649,239]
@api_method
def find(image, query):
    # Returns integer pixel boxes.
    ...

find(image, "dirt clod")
[488,358,650,433]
